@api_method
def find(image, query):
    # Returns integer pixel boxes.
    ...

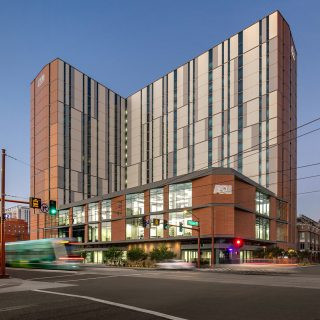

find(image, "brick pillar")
[144,190,150,240]
[68,208,73,238]
[84,204,88,243]
[98,201,102,241]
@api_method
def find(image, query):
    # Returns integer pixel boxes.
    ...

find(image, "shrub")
[103,247,123,265]
[150,245,176,262]
[127,247,148,262]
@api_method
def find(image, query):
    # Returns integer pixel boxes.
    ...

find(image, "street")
[0,265,320,320]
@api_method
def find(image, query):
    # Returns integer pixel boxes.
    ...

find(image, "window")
[126,193,144,216]
[126,217,144,240]
[73,206,85,224]
[300,232,305,241]
[88,203,99,222]
[276,223,287,242]
[58,209,69,226]
[101,200,111,220]
[150,188,164,212]
[169,211,192,237]
[150,214,164,239]
[277,200,287,220]
[169,183,192,209]
[88,224,99,242]
[255,191,270,216]
[101,221,111,242]
[255,217,270,240]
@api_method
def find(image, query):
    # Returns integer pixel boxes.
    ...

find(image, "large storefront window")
[58,227,69,238]
[255,217,270,240]
[169,183,192,209]
[58,209,69,226]
[126,193,144,216]
[73,225,85,242]
[73,206,85,224]
[88,224,99,242]
[101,221,111,242]
[169,211,192,237]
[101,200,112,220]
[88,203,99,222]
[150,188,164,212]
[150,214,164,238]
[126,217,144,240]
[255,191,270,216]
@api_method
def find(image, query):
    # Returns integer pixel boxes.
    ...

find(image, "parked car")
[156,259,195,270]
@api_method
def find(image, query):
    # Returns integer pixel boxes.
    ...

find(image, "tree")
[150,245,176,261]
[127,247,148,262]
[104,247,123,265]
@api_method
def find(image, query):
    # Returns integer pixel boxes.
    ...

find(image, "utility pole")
[0,149,9,278]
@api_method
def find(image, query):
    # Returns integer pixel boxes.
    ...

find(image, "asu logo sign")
[213,184,232,195]
[29,197,42,209]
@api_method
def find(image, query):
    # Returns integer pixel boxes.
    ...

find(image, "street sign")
[187,220,199,227]
[29,197,41,209]
[40,203,48,214]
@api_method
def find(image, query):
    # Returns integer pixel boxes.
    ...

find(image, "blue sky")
[0,0,319,220]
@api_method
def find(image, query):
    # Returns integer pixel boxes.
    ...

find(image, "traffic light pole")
[0,149,8,278]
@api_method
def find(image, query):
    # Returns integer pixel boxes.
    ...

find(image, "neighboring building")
[297,215,320,259]
[5,218,29,242]
[5,205,30,232]
[30,11,297,256]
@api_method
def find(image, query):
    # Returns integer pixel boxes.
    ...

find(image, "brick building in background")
[5,219,29,242]
[30,11,297,262]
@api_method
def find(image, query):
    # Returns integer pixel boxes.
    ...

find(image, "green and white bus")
[6,238,83,270]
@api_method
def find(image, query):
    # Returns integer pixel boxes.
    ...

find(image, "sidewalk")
[0,277,22,289]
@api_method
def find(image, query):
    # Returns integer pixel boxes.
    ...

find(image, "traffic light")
[49,200,57,215]
[163,219,169,230]
[153,218,160,226]
[179,222,183,232]
[233,238,244,248]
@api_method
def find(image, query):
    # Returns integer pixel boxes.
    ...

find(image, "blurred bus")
[6,238,83,270]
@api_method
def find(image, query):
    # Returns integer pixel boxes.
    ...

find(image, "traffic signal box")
[49,200,57,215]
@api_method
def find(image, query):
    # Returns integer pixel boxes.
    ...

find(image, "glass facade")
[88,203,99,222]
[58,228,69,238]
[126,193,144,216]
[150,214,164,238]
[58,209,69,226]
[255,191,270,216]
[101,200,111,220]
[150,188,164,212]
[126,217,144,240]
[101,221,111,242]
[255,217,270,240]
[73,206,85,224]
[169,211,192,237]
[88,223,99,242]
[169,183,192,209]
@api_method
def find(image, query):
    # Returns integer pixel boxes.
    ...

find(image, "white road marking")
[34,289,188,320]
[58,273,141,283]
[0,304,35,312]
[28,274,80,281]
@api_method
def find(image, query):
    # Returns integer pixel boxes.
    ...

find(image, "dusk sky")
[0,0,319,220]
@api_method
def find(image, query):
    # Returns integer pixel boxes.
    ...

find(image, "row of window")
[58,182,192,225]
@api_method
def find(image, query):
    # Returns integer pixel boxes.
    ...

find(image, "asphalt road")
[0,265,320,320]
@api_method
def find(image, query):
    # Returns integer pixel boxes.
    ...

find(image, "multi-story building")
[297,215,320,259]
[5,205,30,232]
[30,11,297,261]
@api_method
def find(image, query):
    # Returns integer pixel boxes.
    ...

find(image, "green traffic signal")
[49,200,57,215]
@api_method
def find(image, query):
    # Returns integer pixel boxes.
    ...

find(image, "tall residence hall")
[30,11,297,264]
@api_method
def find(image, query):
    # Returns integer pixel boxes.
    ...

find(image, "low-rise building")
[5,218,29,242]
[5,205,30,232]
[44,168,290,264]
[297,215,320,260]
